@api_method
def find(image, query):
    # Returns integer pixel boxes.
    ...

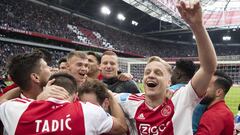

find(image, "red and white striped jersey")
[0,98,113,135]
[115,81,201,135]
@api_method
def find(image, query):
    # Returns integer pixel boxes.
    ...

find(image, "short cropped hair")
[78,79,109,105]
[67,51,87,61]
[7,52,44,90]
[48,72,78,95]
[33,48,52,65]
[58,57,67,65]
[87,52,101,64]
[102,51,117,57]
[147,56,172,74]
[214,70,233,95]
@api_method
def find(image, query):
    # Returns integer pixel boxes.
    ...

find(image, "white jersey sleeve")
[0,98,33,135]
[115,93,144,119]
[81,102,113,134]
[115,93,144,135]
[172,81,201,135]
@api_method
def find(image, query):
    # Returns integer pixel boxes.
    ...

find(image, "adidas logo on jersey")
[137,113,145,119]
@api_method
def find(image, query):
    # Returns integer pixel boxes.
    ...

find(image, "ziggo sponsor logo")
[138,121,171,135]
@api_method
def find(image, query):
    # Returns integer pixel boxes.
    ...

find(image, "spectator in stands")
[1,0,240,58]
[114,1,217,134]
[58,57,67,70]
[0,77,7,94]
[0,72,127,134]
[169,59,196,91]
[0,42,67,72]
[100,51,140,93]
[194,71,234,135]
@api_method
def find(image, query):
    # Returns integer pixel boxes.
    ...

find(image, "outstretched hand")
[176,0,202,27]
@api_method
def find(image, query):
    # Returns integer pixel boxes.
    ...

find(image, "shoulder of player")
[10,97,33,103]
[121,80,137,86]
[79,101,104,111]
[117,93,144,102]
[79,101,110,118]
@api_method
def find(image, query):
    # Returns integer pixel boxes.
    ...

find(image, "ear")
[176,72,181,79]
[99,64,103,71]
[216,88,224,97]
[66,62,70,70]
[167,79,172,87]
[30,73,40,83]
[72,92,79,102]
[101,98,110,112]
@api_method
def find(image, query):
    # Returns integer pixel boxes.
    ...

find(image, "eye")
[155,70,163,76]
[77,63,83,67]
[103,61,108,65]
[144,69,151,75]
[110,61,115,65]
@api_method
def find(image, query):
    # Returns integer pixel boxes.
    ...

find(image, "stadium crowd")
[0,42,67,76]
[1,0,240,58]
[0,1,237,135]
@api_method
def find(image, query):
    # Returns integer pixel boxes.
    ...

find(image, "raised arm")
[177,1,217,97]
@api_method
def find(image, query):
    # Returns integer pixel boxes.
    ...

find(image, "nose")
[106,63,111,69]
[147,71,155,78]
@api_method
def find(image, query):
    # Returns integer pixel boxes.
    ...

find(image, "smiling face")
[59,62,67,70]
[67,56,89,86]
[143,61,171,99]
[87,54,100,77]
[100,55,118,79]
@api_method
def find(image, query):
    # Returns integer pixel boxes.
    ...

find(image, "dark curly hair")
[7,52,44,90]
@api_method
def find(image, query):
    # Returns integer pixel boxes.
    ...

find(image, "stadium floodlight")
[222,35,231,41]
[117,13,126,21]
[101,6,111,15]
[192,35,195,40]
[131,20,138,26]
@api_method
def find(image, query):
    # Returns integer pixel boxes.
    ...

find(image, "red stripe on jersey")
[129,94,145,101]
[12,98,29,103]
[20,98,32,102]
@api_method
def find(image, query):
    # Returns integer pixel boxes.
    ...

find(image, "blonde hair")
[147,56,172,74]
[67,51,87,61]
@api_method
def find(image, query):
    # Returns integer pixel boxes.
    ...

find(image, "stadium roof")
[39,0,240,44]
[125,0,240,29]
[39,0,181,33]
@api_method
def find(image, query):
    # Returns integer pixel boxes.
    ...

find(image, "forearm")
[191,24,217,73]
[109,93,128,132]
[0,87,20,104]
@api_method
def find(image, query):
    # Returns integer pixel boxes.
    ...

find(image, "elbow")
[116,122,128,134]
[203,63,217,75]
[111,126,128,135]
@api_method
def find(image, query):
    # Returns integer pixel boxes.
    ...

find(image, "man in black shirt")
[100,51,140,93]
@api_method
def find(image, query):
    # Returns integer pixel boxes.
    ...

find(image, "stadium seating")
[1,0,240,58]
[0,42,67,75]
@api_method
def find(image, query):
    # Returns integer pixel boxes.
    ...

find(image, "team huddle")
[0,1,235,135]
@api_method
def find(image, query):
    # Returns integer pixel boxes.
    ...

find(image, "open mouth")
[79,73,86,78]
[146,81,158,88]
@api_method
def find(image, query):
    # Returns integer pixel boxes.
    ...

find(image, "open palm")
[177,1,203,26]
